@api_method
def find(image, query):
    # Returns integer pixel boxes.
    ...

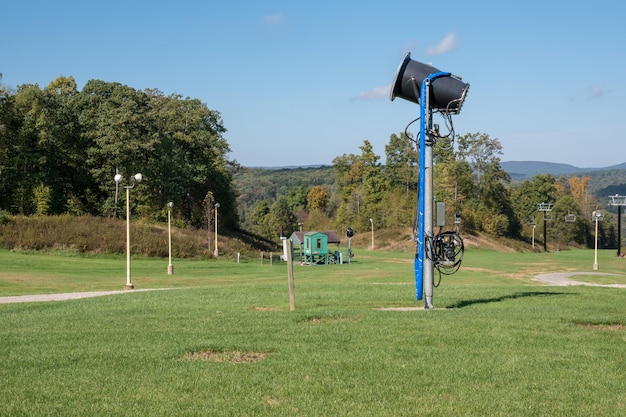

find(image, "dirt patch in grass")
[376,306,426,311]
[576,323,624,331]
[304,315,362,324]
[380,258,413,264]
[183,349,268,363]
[461,267,498,274]
[251,306,278,311]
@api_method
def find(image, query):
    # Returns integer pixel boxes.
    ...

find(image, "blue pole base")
[414,256,423,300]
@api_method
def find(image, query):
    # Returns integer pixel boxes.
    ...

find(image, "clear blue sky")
[4,0,625,168]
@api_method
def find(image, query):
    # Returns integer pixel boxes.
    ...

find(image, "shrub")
[0,215,279,258]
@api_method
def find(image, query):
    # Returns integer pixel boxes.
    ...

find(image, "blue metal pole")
[415,71,450,305]
[415,80,427,300]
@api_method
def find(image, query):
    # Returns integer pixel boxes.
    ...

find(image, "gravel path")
[533,272,626,288]
[0,288,174,304]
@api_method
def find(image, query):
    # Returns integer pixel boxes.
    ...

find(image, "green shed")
[303,232,329,264]
[288,231,342,264]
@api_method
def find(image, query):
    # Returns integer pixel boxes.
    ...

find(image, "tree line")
[240,133,617,250]
[1,74,617,250]
[0,75,237,228]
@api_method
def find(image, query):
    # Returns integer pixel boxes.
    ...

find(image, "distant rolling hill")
[501,161,626,180]
[501,160,626,197]
[242,161,626,199]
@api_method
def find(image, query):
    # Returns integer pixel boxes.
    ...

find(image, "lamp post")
[369,218,374,250]
[167,202,174,275]
[213,203,220,257]
[114,173,142,289]
[592,210,604,270]
[346,227,354,264]
[527,218,536,248]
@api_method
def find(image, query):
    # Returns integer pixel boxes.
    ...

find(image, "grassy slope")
[0,248,625,416]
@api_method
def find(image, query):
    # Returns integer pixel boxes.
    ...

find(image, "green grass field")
[0,248,624,416]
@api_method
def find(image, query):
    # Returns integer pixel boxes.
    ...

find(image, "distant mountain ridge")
[238,160,626,200]
[501,161,626,179]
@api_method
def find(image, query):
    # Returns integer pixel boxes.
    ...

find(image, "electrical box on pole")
[436,202,446,227]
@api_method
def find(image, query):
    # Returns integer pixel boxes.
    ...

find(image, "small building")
[303,231,328,264]
[288,230,341,265]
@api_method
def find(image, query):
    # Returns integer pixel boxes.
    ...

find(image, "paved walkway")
[533,272,626,288]
[0,288,173,304]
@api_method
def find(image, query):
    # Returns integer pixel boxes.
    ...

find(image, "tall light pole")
[608,194,626,257]
[538,203,553,252]
[213,203,220,257]
[592,210,604,270]
[369,218,374,250]
[114,167,120,217]
[527,218,536,248]
[114,173,142,290]
[167,202,174,275]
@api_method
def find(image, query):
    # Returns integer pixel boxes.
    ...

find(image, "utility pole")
[538,203,553,252]
[608,195,626,257]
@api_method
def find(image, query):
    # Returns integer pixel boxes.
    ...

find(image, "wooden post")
[270,252,273,266]
[286,240,295,311]
[260,251,264,265]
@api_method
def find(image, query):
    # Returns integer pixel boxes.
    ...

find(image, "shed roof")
[288,230,341,245]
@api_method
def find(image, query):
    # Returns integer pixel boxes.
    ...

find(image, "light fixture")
[214,203,220,257]
[167,202,174,275]
[114,172,143,289]
[592,210,604,271]
[390,52,469,113]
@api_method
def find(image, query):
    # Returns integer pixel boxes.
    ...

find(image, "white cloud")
[569,84,608,101]
[260,13,284,25]
[352,84,391,100]
[426,32,459,55]
[401,40,416,53]
[589,85,604,97]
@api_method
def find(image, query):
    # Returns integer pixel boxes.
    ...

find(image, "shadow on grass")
[446,291,571,309]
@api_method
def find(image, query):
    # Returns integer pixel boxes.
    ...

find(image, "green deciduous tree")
[384,132,418,193]
[1,76,238,233]
[333,140,386,232]
[9,78,90,215]
[251,199,272,237]
[457,132,504,203]
[452,132,519,236]
[74,80,235,226]
[333,152,363,227]
[268,196,296,239]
